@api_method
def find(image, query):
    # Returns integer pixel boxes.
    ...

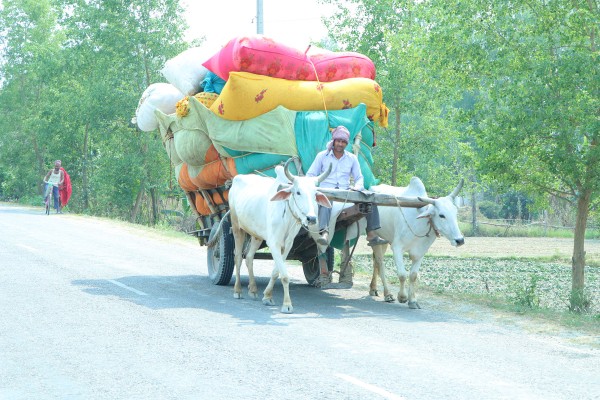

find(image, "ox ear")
[316,192,332,208]
[416,207,434,219]
[270,187,291,202]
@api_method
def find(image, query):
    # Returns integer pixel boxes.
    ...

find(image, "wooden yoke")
[315,187,430,208]
[275,185,429,208]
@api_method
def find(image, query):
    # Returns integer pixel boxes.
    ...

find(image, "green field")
[351,253,600,328]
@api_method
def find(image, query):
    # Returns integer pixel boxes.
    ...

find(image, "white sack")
[134,83,185,132]
[161,46,215,95]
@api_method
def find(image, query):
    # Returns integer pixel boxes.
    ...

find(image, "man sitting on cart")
[306,125,388,286]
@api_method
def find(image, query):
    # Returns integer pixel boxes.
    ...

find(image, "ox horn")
[449,178,465,199]
[283,158,296,182]
[317,163,333,184]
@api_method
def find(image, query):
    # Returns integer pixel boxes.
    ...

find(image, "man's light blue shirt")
[306,149,364,190]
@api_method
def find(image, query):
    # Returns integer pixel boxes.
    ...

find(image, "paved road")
[1,203,598,400]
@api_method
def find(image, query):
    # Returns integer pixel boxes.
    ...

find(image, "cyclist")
[44,160,65,214]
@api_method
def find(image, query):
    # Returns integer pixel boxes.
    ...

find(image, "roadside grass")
[459,220,600,240]
[350,253,600,333]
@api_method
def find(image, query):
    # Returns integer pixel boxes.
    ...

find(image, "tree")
[320,0,598,311]
[319,0,471,194]
[484,2,596,311]
[0,0,64,200]
[52,0,187,222]
[0,0,188,223]
[428,0,599,311]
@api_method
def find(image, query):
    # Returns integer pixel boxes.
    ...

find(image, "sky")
[180,0,338,51]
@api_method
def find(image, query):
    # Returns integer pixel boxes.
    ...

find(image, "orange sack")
[193,190,230,216]
[194,193,211,215]
[178,163,198,192]
[188,158,237,189]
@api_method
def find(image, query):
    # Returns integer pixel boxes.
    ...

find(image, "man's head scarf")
[332,126,350,142]
[327,126,350,151]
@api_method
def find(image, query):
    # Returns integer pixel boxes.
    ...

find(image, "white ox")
[369,177,465,309]
[228,159,332,313]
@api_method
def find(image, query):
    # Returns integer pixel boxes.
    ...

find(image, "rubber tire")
[302,246,334,285]
[207,220,235,285]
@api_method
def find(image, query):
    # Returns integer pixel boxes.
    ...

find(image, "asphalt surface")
[1,203,599,400]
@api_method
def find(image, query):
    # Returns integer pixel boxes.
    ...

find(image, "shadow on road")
[72,273,474,327]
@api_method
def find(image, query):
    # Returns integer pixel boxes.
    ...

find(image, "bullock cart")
[188,180,429,286]
[141,37,398,290]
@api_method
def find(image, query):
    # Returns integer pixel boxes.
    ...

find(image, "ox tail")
[205,210,231,248]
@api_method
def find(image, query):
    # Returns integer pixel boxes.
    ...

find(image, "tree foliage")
[0,0,187,223]
[319,0,598,311]
[320,0,473,194]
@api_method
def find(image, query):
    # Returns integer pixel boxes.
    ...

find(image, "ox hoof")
[281,304,294,314]
[384,294,395,303]
[233,292,242,299]
[369,289,379,297]
[398,296,408,304]
[248,292,259,300]
[262,297,275,306]
[408,301,421,309]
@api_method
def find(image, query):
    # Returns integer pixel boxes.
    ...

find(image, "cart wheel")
[206,219,235,285]
[302,246,334,285]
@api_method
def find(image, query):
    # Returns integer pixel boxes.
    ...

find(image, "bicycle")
[43,183,57,215]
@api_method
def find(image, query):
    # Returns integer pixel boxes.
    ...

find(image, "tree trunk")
[30,86,44,193]
[150,187,159,225]
[570,188,591,312]
[82,123,90,209]
[130,181,145,223]
[471,190,478,235]
[32,136,44,194]
[391,105,401,186]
